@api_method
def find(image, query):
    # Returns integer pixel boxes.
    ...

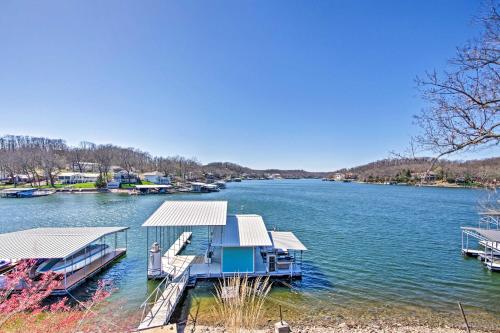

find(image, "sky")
[0,0,497,171]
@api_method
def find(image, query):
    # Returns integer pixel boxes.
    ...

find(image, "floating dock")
[138,201,307,330]
[462,225,500,272]
[0,227,128,294]
[53,248,126,294]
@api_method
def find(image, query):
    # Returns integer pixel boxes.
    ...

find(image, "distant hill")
[202,162,328,179]
[333,157,500,182]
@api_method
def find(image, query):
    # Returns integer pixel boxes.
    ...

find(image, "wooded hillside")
[334,157,500,182]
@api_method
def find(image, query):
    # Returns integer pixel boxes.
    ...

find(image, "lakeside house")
[4,174,31,184]
[143,171,171,185]
[113,170,138,184]
[413,171,437,182]
[57,172,99,184]
[333,173,344,181]
[70,162,99,173]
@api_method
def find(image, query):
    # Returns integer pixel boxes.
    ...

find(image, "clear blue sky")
[0,1,495,171]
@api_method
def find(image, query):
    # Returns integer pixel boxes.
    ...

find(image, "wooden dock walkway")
[138,233,195,331]
[163,232,192,262]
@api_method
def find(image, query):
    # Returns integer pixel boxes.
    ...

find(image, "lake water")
[1,180,499,328]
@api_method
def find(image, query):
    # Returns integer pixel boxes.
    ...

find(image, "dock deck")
[138,256,194,330]
[164,232,192,260]
[54,249,126,294]
[0,249,126,295]
[139,233,194,331]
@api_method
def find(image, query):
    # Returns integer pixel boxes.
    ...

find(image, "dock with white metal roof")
[462,218,500,271]
[0,227,128,294]
[138,200,307,330]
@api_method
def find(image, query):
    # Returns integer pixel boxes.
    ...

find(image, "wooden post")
[458,302,471,333]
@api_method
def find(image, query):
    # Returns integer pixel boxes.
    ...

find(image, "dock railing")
[139,275,170,325]
[139,261,191,328]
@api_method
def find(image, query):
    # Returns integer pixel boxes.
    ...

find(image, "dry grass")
[212,275,272,333]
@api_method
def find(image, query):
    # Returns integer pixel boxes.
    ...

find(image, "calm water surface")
[0,180,499,325]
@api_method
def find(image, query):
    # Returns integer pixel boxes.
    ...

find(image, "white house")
[58,172,99,184]
[334,173,345,181]
[113,170,138,184]
[143,171,170,185]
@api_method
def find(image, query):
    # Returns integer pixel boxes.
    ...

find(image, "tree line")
[0,135,203,187]
[0,135,327,187]
[335,157,500,184]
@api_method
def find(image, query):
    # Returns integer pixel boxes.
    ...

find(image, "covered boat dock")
[462,227,500,271]
[0,227,128,294]
[134,184,173,195]
[138,200,307,331]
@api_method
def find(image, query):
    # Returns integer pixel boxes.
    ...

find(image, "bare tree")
[155,157,177,177]
[116,147,150,183]
[414,3,499,166]
[68,142,94,173]
[91,144,118,183]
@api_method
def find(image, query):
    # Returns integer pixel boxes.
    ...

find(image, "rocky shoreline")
[183,323,499,333]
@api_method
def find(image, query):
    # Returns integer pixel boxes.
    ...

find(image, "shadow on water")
[298,261,335,291]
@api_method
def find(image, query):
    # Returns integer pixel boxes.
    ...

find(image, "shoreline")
[1,178,496,196]
[183,324,500,333]
[354,181,495,189]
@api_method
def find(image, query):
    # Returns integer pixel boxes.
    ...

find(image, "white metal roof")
[269,231,307,251]
[462,227,500,242]
[142,201,228,227]
[0,227,128,260]
[212,214,272,247]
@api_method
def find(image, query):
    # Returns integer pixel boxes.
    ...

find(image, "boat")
[205,184,220,192]
[0,188,37,198]
[215,180,226,189]
[32,189,56,197]
[0,188,55,198]
[233,178,242,182]
[36,243,110,274]
[0,259,11,271]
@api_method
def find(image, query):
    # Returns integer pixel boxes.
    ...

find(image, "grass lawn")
[71,182,97,189]
[120,180,154,189]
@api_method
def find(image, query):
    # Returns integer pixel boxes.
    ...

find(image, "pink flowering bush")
[0,260,125,333]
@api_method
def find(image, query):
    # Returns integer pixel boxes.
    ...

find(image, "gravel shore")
[183,324,499,333]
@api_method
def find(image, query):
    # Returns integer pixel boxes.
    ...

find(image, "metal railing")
[139,259,191,328]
